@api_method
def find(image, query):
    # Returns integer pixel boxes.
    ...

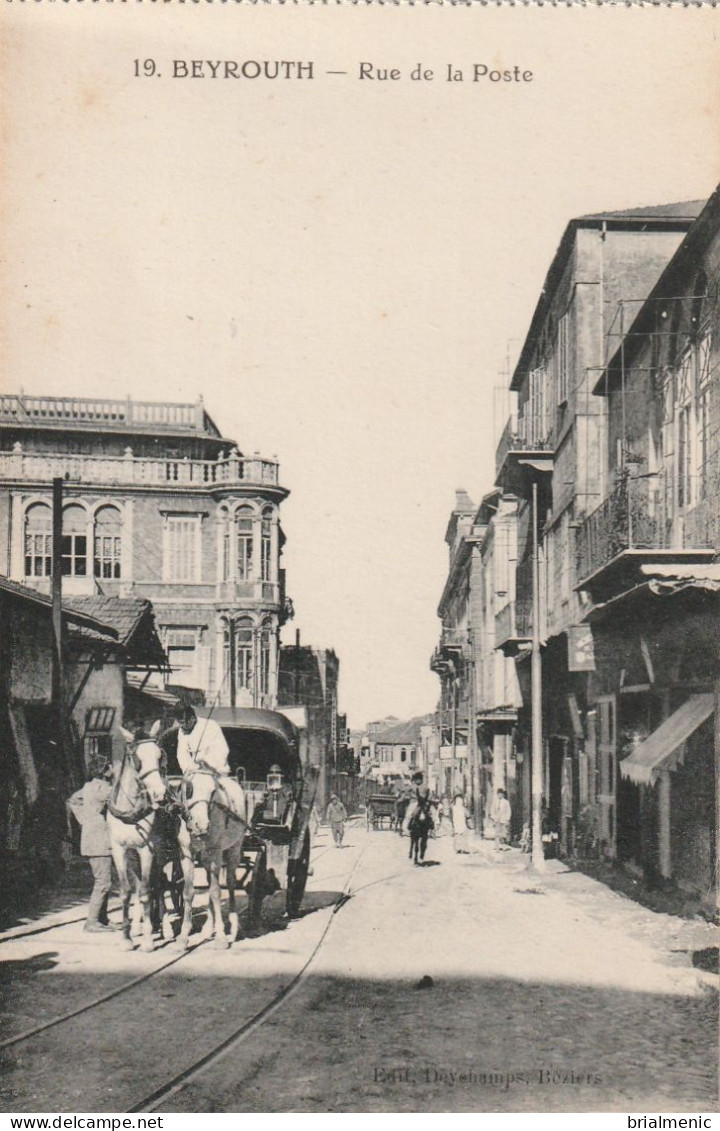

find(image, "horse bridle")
[109,740,166,825]
[181,762,232,822]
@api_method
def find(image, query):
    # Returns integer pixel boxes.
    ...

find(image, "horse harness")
[180,762,236,821]
[107,740,165,827]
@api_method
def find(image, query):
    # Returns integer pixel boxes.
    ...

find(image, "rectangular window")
[696,331,712,500]
[237,534,254,581]
[164,515,201,582]
[25,533,52,577]
[528,366,547,447]
[61,534,87,577]
[261,536,272,582]
[94,535,122,579]
[557,312,571,405]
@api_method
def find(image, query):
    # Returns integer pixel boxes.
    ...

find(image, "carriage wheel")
[286,829,310,918]
[247,846,268,927]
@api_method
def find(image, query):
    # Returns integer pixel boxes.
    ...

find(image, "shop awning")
[620,693,714,785]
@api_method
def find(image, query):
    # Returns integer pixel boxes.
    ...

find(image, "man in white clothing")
[175,706,246,820]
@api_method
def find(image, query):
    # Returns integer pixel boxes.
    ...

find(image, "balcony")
[215,579,281,605]
[494,598,533,656]
[575,473,715,600]
[430,630,468,675]
[494,415,553,496]
[0,446,282,492]
[0,394,218,436]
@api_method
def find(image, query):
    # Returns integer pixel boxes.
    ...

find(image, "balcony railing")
[440,628,468,650]
[575,472,710,585]
[495,597,533,649]
[494,413,553,480]
[0,394,215,434]
[0,447,280,489]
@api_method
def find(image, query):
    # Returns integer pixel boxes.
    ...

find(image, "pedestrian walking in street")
[451,792,470,853]
[66,755,118,933]
[326,794,347,847]
[493,788,512,850]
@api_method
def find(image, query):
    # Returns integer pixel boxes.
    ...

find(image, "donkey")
[106,723,169,952]
[177,764,248,950]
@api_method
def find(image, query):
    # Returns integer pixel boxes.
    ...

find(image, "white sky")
[2,5,720,727]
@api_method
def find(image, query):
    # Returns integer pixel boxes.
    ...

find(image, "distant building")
[0,393,291,709]
[371,715,435,784]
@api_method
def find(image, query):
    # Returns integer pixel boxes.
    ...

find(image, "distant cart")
[366,793,397,831]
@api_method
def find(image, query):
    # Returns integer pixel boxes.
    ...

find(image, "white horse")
[107,723,168,952]
[178,764,247,950]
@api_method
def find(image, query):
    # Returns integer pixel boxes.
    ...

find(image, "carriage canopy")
[194,707,303,788]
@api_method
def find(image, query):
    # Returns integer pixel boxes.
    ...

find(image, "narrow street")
[1,819,717,1113]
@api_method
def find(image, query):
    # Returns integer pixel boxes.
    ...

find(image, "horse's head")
[181,766,217,837]
[119,721,167,806]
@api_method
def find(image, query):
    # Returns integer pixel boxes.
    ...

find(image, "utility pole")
[51,478,65,773]
[531,478,545,871]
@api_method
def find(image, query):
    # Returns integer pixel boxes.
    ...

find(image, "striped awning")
[620,693,714,785]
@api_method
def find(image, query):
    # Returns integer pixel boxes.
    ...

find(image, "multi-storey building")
[494,200,704,853]
[430,490,479,802]
[575,187,720,898]
[475,489,523,836]
[430,489,522,830]
[0,394,290,709]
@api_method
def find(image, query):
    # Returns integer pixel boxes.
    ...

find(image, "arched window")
[260,617,273,696]
[236,617,254,690]
[61,505,87,577]
[261,506,273,582]
[94,506,122,579]
[24,503,52,578]
[236,507,254,581]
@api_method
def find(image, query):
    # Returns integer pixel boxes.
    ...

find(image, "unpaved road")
[1,821,717,1113]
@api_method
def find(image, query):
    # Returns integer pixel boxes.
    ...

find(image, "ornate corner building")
[0,394,291,709]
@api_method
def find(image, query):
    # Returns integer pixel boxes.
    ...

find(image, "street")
[1,819,717,1114]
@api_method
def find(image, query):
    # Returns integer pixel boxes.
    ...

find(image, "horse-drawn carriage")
[111,706,314,951]
[201,707,315,920]
[366,793,398,831]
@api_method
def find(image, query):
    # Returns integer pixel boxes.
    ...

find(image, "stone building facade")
[0,394,290,709]
[494,200,704,853]
[574,188,720,897]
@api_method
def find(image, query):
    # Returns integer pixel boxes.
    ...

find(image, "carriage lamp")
[266,764,284,819]
[267,764,283,791]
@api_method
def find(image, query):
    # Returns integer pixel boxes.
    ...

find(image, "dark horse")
[408,795,434,864]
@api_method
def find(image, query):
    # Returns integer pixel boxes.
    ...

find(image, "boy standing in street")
[326,794,347,847]
[67,755,117,933]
